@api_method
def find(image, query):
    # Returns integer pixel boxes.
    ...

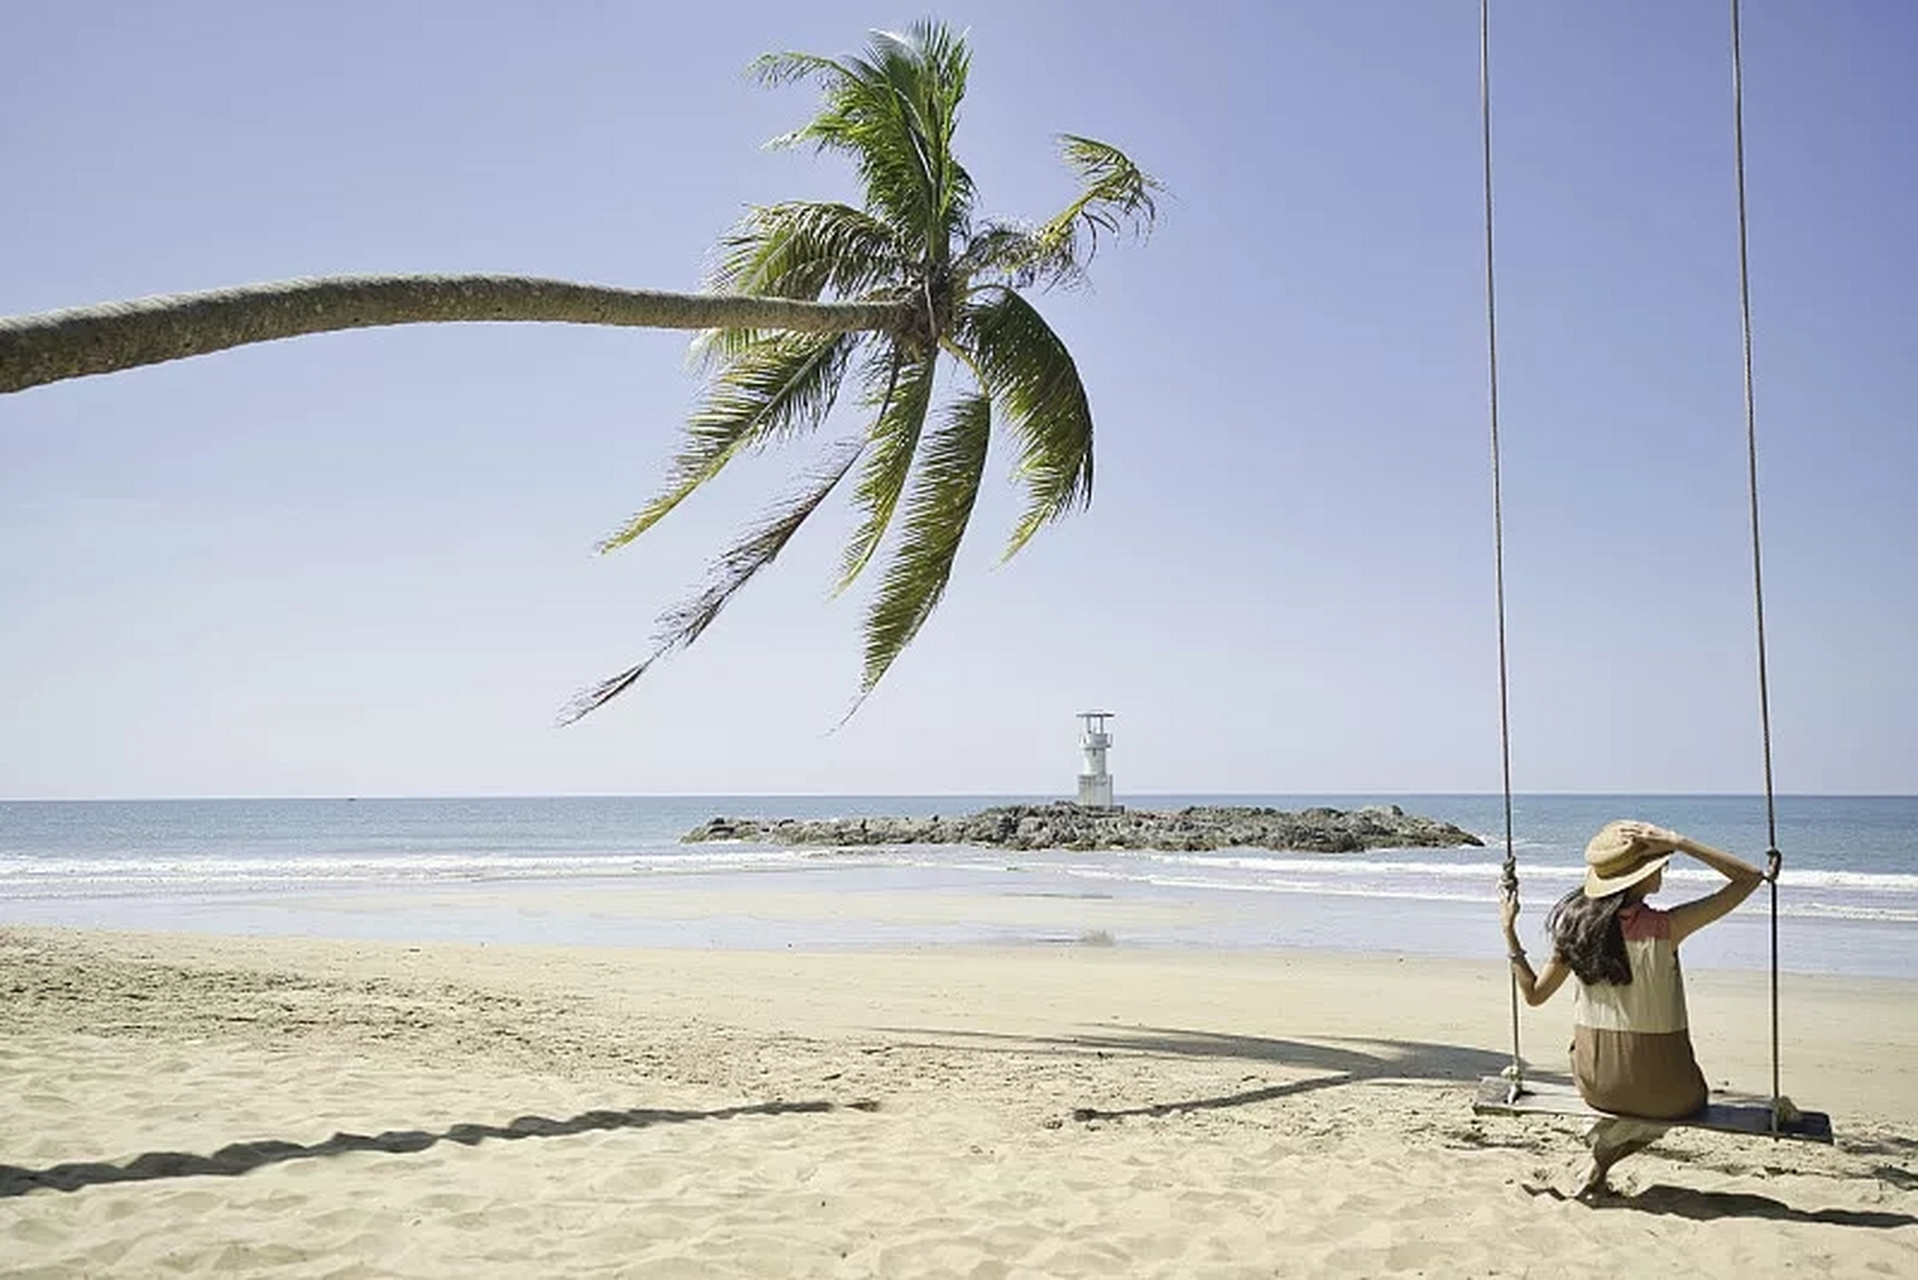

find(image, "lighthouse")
[1076,711,1114,809]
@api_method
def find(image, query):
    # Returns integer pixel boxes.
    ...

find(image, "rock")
[683,802,1483,854]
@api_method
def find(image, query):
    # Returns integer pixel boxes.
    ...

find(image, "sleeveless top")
[1568,902,1709,1119]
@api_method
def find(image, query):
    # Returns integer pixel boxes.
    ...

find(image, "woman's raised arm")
[1666,838,1777,945]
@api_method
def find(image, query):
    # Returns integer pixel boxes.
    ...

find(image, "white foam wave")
[1119,851,1918,894]
[1788,902,1918,924]
[3,841,1913,922]
[0,845,816,893]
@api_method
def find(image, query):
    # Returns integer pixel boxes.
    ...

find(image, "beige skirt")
[1571,1025,1708,1119]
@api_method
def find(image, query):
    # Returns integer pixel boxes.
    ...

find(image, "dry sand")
[2,924,1914,1277]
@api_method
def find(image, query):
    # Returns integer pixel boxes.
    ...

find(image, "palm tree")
[0,21,1157,719]
[571,22,1158,719]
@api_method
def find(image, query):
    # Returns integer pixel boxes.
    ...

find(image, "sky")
[3,1,1913,800]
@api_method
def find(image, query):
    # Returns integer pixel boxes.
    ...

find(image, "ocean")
[0,794,1911,978]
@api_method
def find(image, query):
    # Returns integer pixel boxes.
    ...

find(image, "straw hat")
[1583,820,1682,899]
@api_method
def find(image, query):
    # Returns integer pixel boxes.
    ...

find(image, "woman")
[1498,819,1778,1195]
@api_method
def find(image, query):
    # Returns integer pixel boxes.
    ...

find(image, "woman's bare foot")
[1577,1117,1665,1200]
[1575,1160,1615,1201]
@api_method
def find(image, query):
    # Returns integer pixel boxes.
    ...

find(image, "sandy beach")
[3,923,1914,1277]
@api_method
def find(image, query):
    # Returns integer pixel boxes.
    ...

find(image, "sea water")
[0,794,1911,978]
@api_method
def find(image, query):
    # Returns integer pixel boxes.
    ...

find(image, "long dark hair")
[1546,887,1633,986]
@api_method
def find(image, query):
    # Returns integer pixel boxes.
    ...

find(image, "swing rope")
[1475,0,1523,1097]
[1727,0,1785,1132]
[1481,0,1784,1123]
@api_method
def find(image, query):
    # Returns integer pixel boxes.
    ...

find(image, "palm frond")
[685,324,759,371]
[868,22,974,257]
[1026,135,1161,285]
[710,201,905,301]
[752,25,973,263]
[599,330,856,552]
[956,221,1058,290]
[561,439,864,724]
[857,389,992,698]
[960,289,1094,556]
[953,137,1157,293]
[749,49,853,91]
[836,347,936,592]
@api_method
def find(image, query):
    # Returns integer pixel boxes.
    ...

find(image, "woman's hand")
[1614,819,1683,852]
[1501,895,1570,1005]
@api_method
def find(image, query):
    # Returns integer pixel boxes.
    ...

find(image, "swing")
[1473,1077,1831,1142]
[1466,0,1831,1145]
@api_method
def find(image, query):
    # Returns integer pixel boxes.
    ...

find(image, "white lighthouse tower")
[1076,711,1115,809]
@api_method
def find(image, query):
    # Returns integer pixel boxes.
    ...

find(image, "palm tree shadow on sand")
[879,1024,1512,1119]
[890,1024,1917,1228]
[0,1097,877,1199]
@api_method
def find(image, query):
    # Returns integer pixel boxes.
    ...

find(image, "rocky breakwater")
[684,802,1483,854]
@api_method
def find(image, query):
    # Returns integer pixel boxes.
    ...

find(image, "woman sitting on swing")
[1498,819,1778,1195]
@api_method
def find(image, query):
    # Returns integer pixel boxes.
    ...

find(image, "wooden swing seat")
[1474,1075,1832,1142]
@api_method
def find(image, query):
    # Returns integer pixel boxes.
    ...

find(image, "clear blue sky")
[3,1,1912,799]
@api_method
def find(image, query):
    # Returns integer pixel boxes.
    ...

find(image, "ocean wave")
[0,846,815,893]
[1048,867,1918,922]
[1124,851,1918,892]
[1788,902,1918,924]
[3,842,1913,911]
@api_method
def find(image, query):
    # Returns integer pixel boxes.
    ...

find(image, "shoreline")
[4,923,1914,1274]
[7,865,1913,980]
[8,793,1912,981]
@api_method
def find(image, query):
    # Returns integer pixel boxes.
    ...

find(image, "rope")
[1476,0,1786,1128]
[1477,0,1523,1097]
[1726,0,1784,1135]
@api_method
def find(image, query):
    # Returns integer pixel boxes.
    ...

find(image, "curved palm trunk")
[0,275,907,395]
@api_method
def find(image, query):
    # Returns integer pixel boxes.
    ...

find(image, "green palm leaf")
[1031,134,1161,271]
[562,439,864,723]
[859,389,992,697]
[960,136,1161,294]
[954,223,1050,288]
[865,23,974,259]
[599,329,856,551]
[836,348,936,592]
[754,22,973,263]
[960,289,1095,556]
[712,201,904,301]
